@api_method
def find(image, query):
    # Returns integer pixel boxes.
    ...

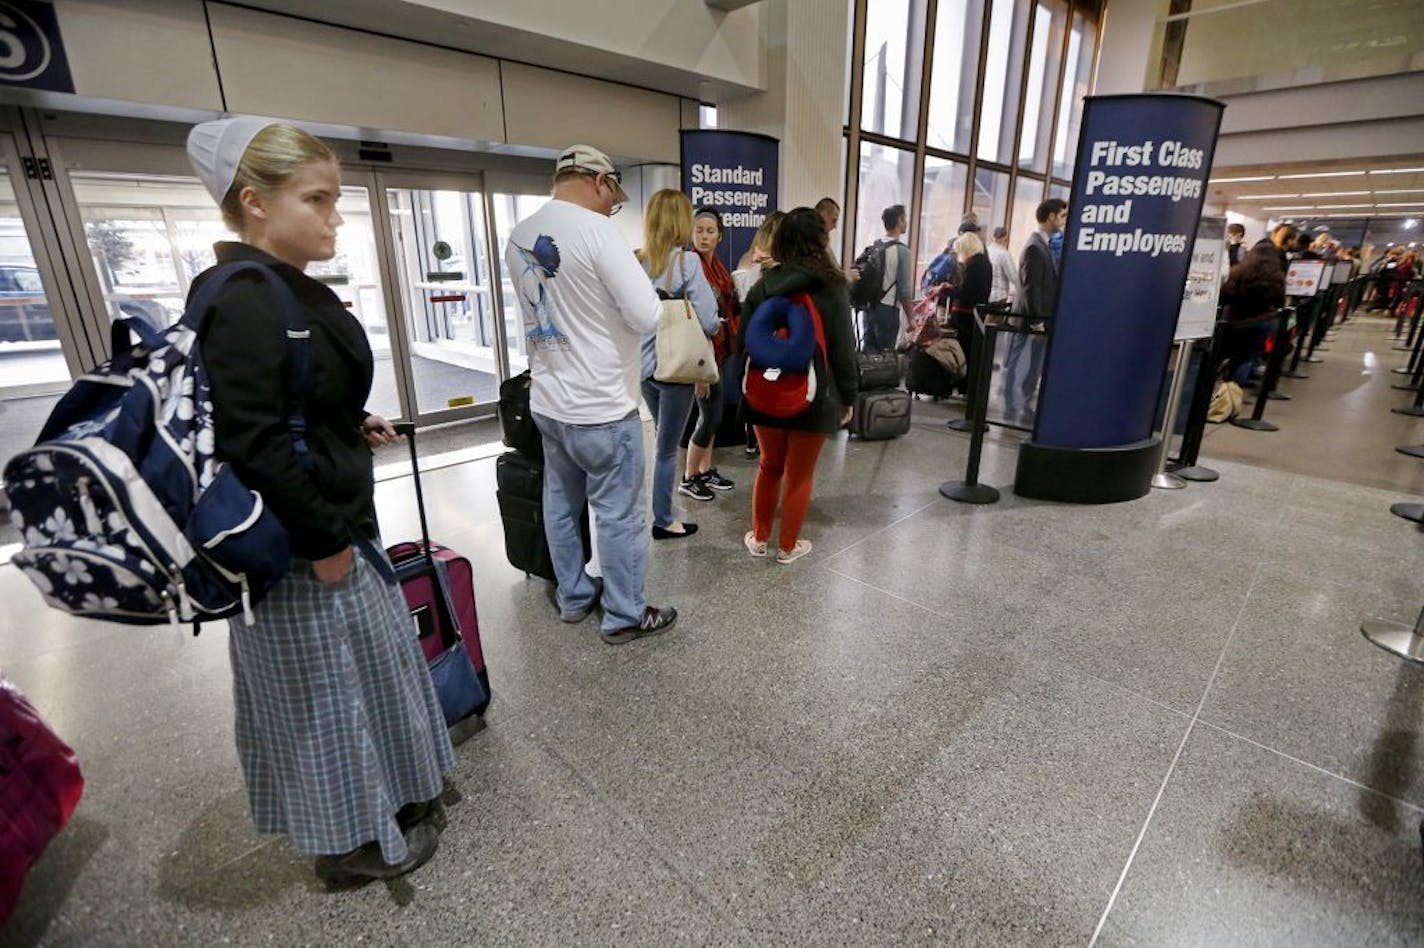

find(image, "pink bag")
[0,677,84,924]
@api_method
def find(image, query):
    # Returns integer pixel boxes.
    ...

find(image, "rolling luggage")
[387,423,489,732]
[495,451,590,582]
[850,389,912,440]
[857,350,901,391]
[905,347,959,399]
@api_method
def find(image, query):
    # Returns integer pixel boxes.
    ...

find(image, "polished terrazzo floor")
[4,317,1424,945]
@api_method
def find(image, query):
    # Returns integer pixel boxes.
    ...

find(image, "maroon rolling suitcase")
[386,424,490,732]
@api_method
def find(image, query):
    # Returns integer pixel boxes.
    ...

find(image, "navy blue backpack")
[3,262,311,630]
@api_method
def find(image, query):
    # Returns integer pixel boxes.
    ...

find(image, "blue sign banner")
[0,1,73,94]
[680,130,779,272]
[1033,94,1223,449]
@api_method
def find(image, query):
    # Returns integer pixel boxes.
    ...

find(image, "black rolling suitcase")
[857,350,901,391]
[495,452,590,581]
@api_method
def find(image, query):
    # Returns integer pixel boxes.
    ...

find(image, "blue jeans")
[533,411,647,632]
[1003,331,1046,417]
[640,379,696,529]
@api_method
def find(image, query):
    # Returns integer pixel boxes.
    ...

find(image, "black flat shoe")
[314,824,439,885]
[396,797,447,833]
[652,523,699,540]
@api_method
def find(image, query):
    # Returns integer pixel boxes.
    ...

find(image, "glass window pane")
[918,157,968,284]
[925,0,984,154]
[0,169,69,404]
[1051,10,1097,179]
[1009,175,1046,259]
[854,141,916,258]
[1019,1,1067,174]
[971,167,1011,233]
[860,0,927,140]
[977,0,1031,164]
[1049,180,1070,200]
[72,172,401,419]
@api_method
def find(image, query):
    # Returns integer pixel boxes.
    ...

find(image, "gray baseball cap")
[187,116,275,203]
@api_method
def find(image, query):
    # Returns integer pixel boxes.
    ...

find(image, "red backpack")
[743,292,828,418]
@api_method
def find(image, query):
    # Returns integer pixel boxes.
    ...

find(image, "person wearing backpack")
[637,189,721,539]
[185,119,454,884]
[738,207,858,564]
[850,204,913,353]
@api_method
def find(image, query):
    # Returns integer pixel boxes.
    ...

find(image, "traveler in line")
[856,204,913,352]
[638,189,721,540]
[682,206,739,502]
[1004,197,1067,422]
[1225,222,1246,266]
[949,231,992,360]
[739,207,858,564]
[987,225,1020,309]
[186,118,453,884]
[1220,243,1286,384]
[1253,223,1297,273]
[507,144,677,643]
[816,197,840,246]
[735,211,785,457]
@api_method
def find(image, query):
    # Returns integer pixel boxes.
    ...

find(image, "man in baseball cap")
[554,144,630,211]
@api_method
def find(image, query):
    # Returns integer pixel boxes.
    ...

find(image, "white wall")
[1094,0,1162,95]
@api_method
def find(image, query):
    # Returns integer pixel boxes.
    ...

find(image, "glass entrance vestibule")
[0,108,559,470]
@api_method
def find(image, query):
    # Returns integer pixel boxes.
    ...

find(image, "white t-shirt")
[505,199,662,425]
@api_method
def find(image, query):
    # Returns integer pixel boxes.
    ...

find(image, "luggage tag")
[762,368,782,381]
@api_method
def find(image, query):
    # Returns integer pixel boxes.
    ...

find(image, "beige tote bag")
[653,255,719,385]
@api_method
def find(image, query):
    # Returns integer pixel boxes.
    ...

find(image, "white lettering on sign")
[1075,136,1209,259]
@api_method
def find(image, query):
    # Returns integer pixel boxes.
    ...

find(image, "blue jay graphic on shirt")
[512,235,563,341]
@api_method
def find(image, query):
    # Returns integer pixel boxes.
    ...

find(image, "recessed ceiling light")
[1374,189,1424,195]
[1315,203,1375,209]
[1238,193,1299,199]
[1263,205,1315,211]
[1376,202,1424,208]
[1369,168,1424,175]
[1278,170,1366,179]
[1299,191,1370,197]
[1209,175,1275,183]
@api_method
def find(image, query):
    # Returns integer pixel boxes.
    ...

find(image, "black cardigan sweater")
[194,242,377,561]
[737,264,859,434]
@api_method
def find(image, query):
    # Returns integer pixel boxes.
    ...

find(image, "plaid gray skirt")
[228,548,455,863]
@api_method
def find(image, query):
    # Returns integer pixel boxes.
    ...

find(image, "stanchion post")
[1230,308,1290,432]
[1151,341,1190,490]
[1282,296,1314,379]
[940,315,1001,505]
[1362,603,1424,665]
[1170,332,1222,482]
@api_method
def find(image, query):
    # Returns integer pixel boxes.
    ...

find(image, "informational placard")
[1032,94,1224,450]
[1285,259,1326,297]
[0,1,74,93]
[1332,261,1352,284]
[680,130,779,272]
[1176,216,1224,341]
[1316,263,1334,292]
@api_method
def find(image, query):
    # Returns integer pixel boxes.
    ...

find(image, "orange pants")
[751,427,828,552]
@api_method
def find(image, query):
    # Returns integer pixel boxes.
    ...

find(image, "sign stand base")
[1014,438,1159,504]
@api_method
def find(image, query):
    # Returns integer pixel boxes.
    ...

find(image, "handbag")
[654,254,719,385]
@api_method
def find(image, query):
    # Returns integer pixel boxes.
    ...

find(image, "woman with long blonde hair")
[637,189,721,539]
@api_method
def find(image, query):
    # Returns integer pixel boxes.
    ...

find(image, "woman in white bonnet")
[185,117,454,884]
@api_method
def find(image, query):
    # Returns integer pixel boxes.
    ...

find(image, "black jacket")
[738,264,859,434]
[194,242,377,560]
[1019,231,1058,321]
[954,253,992,311]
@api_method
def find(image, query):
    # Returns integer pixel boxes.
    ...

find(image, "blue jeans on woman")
[641,378,696,529]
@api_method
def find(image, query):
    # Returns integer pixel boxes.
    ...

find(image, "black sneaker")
[600,606,678,644]
[744,443,760,459]
[702,469,734,491]
[314,823,439,885]
[677,475,715,502]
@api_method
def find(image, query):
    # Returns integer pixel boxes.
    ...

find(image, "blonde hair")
[220,124,338,233]
[752,210,787,256]
[956,232,984,258]
[641,189,695,282]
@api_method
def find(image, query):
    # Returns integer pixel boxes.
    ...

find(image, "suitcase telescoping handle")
[392,422,433,563]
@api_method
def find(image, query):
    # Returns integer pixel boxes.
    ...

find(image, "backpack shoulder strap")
[186,261,316,472]
[796,292,828,359]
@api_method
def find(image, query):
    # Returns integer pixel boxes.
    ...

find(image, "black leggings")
[690,380,724,449]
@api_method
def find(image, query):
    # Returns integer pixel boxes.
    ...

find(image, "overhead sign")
[680,130,779,272]
[1176,215,1224,341]
[1285,259,1326,297]
[0,1,74,94]
[1032,94,1224,450]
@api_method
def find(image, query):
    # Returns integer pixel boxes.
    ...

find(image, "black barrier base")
[1390,502,1424,523]
[1396,444,1424,459]
[1393,406,1424,417]
[1392,367,1415,375]
[1230,417,1280,431]
[1305,356,1325,364]
[1393,383,1421,392]
[1170,463,1221,482]
[939,480,1000,504]
[946,418,975,433]
[1280,370,1310,380]
[1014,438,1159,504]
[1266,391,1291,401]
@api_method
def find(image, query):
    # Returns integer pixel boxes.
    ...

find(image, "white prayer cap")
[186,116,275,204]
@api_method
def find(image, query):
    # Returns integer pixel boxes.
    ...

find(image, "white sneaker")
[743,531,768,558]
[776,539,812,564]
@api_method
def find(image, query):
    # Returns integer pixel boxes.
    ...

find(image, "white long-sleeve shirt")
[506,199,663,425]
[988,242,1021,307]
